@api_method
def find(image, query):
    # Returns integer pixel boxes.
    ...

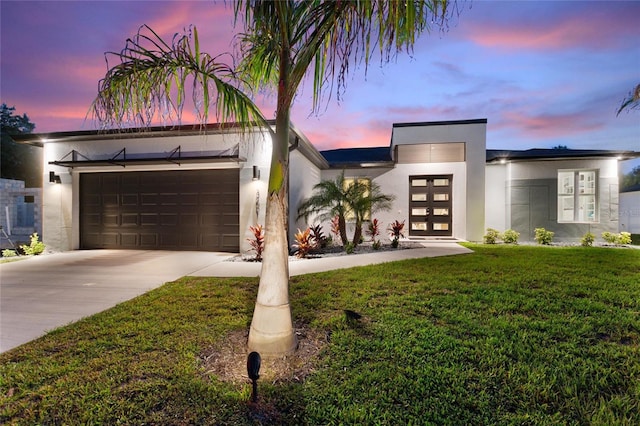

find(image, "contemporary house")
[13,118,638,253]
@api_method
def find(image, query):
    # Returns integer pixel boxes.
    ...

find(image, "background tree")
[621,165,640,191]
[1,104,41,187]
[93,1,454,354]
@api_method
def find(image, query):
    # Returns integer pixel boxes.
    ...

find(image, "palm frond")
[617,83,640,116]
[92,25,268,133]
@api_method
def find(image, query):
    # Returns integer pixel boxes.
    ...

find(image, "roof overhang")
[487,149,640,164]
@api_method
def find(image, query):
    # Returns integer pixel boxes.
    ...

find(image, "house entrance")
[409,175,453,237]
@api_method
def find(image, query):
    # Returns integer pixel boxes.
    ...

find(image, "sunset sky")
[1,0,638,169]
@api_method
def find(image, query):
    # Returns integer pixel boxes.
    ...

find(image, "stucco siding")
[620,191,640,234]
[289,149,322,245]
[509,177,619,242]
[485,164,508,231]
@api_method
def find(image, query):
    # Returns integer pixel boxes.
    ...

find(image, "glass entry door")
[409,175,453,237]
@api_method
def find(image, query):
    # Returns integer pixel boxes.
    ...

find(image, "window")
[343,177,371,221]
[558,170,598,223]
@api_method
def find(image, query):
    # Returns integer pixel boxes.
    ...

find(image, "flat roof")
[393,118,488,128]
[487,148,640,162]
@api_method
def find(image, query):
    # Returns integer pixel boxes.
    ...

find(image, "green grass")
[1,244,639,425]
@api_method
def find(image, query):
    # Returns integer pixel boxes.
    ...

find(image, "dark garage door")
[80,169,239,251]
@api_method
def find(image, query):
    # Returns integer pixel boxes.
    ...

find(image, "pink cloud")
[497,111,605,139]
[463,4,638,51]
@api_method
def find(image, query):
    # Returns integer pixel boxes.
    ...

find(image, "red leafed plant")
[293,227,318,259]
[330,215,341,239]
[309,224,328,249]
[388,220,405,248]
[247,224,265,261]
[367,218,382,249]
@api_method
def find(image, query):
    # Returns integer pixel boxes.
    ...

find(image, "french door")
[409,175,453,237]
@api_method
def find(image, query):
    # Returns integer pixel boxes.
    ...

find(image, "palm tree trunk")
[247,21,297,354]
[339,213,348,246]
[352,220,363,246]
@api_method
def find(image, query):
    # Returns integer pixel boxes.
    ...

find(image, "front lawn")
[1,244,639,424]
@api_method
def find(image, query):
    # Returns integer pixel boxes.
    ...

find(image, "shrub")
[247,224,265,261]
[581,232,595,247]
[20,233,45,256]
[366,218,381,247]
[602,231,631,245]
[388,220,405,248]
[309,224,328,249]
[617,231,632,245]
[483,228,500,244]
[344,242,355,254]
[293,228,318,258]
[2,249,18,257]
[534,228,554,245]
[330,215,341,242]
[602,232,617,244]
[501,229,520,244]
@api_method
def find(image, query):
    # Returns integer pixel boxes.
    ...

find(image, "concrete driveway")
[0,250,232,353]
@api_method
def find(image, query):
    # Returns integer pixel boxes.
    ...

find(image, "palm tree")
[297,173,394,246]
[347,179,394,246]
[92,1,454,354]
[297,173,351,247]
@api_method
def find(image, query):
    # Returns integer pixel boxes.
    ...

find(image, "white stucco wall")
[288,149,322,243]
[485,163,508,231]
[390,120,487,241]
[620,191,640,234]
[42,130,272,253]
[508,158,618,180]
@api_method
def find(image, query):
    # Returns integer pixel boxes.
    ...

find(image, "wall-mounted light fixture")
[252,165,260,181]
[49,171,61,184]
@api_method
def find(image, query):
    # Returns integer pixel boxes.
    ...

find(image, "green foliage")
[2,249,18,257]
[483,228,500,244]
[534,228,554,245]
[501,229,520,244]
[581,232,596,247]
[602,231,631,245]
[1,104,41,187]
[2,246,639,424]
[617,231,632,245]
[293,228,317,258]
[298,173,394,247]
[246,224,264,261]
[620,165,640,191]
[344,242,355,254]
[20,233,45,256]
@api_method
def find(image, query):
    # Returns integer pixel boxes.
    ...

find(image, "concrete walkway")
[191,242,472,277]
[0,242,471,353]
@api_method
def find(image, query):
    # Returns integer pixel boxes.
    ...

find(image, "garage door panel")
[140,233,158,246]
[81,169,239,251]
[121,213,139,226]
[121,233,138,246]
